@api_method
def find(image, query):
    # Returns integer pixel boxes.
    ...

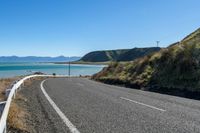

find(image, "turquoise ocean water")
[0,62,105,78]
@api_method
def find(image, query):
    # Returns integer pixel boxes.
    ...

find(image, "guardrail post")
[5,89,11,99]
[18,85,21,91]
[13,89,16,99]
[4,123,6,133]
[0,102,6,116]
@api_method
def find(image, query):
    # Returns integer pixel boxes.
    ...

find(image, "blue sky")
[0,0,200,57]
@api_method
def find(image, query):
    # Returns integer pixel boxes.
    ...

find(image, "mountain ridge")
[0,56,81,62]
[80,47,161,62]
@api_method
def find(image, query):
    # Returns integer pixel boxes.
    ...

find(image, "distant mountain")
[0,56,81,62]
[79,47,161,62]
[93,28,200,99]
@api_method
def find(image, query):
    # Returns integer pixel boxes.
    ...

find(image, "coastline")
[0,62,105,78]
[54,61,110,65]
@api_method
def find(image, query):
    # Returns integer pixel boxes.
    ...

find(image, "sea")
[0,62,106,78]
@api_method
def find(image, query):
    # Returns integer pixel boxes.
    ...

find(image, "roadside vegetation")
[0,77,21,101]
[8,94,29,133]
[0,76,27,132]
[93,28,200,99]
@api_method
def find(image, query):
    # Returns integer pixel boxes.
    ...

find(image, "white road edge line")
[41,80,80,133]
[120,97,166,112]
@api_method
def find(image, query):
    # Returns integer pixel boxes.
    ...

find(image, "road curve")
[40,77,200,133]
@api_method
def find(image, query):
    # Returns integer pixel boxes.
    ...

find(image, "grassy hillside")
[117,47,161,61]
[93,28,200,99]
[80,47,160,62]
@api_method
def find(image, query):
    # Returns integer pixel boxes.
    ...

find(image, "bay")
[0,62,105,78]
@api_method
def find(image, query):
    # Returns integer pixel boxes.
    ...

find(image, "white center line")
[41,80,80,133]
[120,97,166,112]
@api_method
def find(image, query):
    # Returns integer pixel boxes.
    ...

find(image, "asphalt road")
[40,77,200,133]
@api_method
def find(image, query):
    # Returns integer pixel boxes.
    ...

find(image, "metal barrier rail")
[0,74,66,133]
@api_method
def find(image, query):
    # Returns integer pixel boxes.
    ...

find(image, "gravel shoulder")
[8,78,69,133]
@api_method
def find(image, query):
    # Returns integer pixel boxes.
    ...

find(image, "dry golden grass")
[8,94,29,132]
[0,77,21,101]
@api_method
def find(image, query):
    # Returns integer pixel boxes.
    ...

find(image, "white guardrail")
[0,74,67,133]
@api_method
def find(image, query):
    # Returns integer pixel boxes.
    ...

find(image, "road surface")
[22,78,200,133]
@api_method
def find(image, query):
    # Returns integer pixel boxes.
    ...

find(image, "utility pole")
[156,41,160,47]
[68,61,71,77]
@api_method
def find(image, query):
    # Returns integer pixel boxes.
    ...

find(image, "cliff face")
[93,28,200,97]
